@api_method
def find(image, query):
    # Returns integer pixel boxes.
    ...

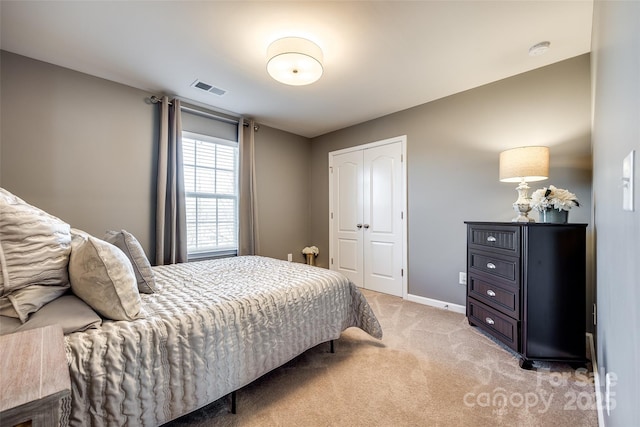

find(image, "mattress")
[62,256,382,426]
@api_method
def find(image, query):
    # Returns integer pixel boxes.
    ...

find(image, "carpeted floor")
[165,289,598,427]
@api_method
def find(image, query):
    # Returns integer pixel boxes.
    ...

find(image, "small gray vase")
[540,208,569,224]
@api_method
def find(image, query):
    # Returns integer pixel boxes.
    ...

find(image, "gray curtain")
[155,96,187,265]
[238,119,260,255]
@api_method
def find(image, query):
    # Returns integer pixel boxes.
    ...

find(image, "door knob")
[356,224,363,229]
[363,224,370,229]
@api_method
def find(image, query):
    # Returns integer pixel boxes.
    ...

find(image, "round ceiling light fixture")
[267,37,324,86]
[528,41,551,57]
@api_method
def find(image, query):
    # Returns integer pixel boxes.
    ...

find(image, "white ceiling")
[0,1,593,138]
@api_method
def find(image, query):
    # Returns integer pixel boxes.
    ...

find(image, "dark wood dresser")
[465,221,587,369]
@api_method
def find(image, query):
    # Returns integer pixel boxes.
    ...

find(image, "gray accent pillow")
[0,294,102,336]
[69,230,143,321]
[0,187,71,323]
[104,230,156,293]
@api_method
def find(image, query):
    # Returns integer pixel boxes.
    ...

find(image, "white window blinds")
[182,131,238,257]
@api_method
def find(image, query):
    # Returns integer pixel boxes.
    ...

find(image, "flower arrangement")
[302,246,319,256]
[530,185,580,212]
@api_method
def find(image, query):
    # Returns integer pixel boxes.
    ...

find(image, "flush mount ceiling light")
[528,41,551,57]
[267,37,323,86]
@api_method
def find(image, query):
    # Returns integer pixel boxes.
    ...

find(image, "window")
[182,131,238,258]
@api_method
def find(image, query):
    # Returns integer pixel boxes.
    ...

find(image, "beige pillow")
[0,294,102,336]
[0,187,71,323]
[2,285,68,321]
[104,230,156,294]
[69,230,142,321]
[0,315,21,335]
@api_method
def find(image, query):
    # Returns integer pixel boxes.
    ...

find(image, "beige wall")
[253,124,311,263]
[0,51,311,264]
[591,1,640,424]
[310,55,593,308]
[1,51,157,257]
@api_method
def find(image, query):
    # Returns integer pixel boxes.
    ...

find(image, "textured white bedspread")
[62,256,382,426]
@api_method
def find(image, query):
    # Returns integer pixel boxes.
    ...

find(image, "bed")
[62,256,382,426]
[0,187,382,426]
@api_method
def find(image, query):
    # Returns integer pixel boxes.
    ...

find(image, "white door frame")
[329,135,408,299]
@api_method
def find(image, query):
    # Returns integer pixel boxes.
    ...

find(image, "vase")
[540,208,569,224]
[305,253,315,266]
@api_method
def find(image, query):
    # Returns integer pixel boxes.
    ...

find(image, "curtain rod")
[149,95,251,128]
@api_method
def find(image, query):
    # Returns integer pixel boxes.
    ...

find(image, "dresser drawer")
[468,224,520,256]
[468,274,520,318]
[467,299,519,351]
[468,251,519,286]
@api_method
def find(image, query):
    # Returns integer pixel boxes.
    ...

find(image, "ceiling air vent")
[191,79,227,96]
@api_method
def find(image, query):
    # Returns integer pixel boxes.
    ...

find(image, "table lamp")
[499,146,549,222]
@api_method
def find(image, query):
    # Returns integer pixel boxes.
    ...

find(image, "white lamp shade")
[499,146,549,183]
[267,37,323,86]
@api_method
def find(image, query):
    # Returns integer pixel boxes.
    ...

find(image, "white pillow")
[69,230,142,321]
[0,188,71,323]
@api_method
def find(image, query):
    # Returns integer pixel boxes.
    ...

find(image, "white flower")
[302,246,319,256]
[530,185,580,212]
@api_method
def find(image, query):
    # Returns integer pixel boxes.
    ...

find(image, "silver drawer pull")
[486,289,496,297]
[485,317,495,325]
[487,236,497,242]
[486,262,496,269]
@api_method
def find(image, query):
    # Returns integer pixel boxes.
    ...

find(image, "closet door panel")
[363,143,403,297]
[330,151,364,287]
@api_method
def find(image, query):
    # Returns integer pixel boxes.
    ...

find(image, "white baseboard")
[587,332,605,427]
[406,293,466,314]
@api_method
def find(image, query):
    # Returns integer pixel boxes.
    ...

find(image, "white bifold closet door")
[329,138,405,297]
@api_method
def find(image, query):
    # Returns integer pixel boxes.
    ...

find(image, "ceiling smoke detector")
[528,41,551,57]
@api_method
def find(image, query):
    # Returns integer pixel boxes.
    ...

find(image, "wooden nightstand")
[0,324,70,427]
